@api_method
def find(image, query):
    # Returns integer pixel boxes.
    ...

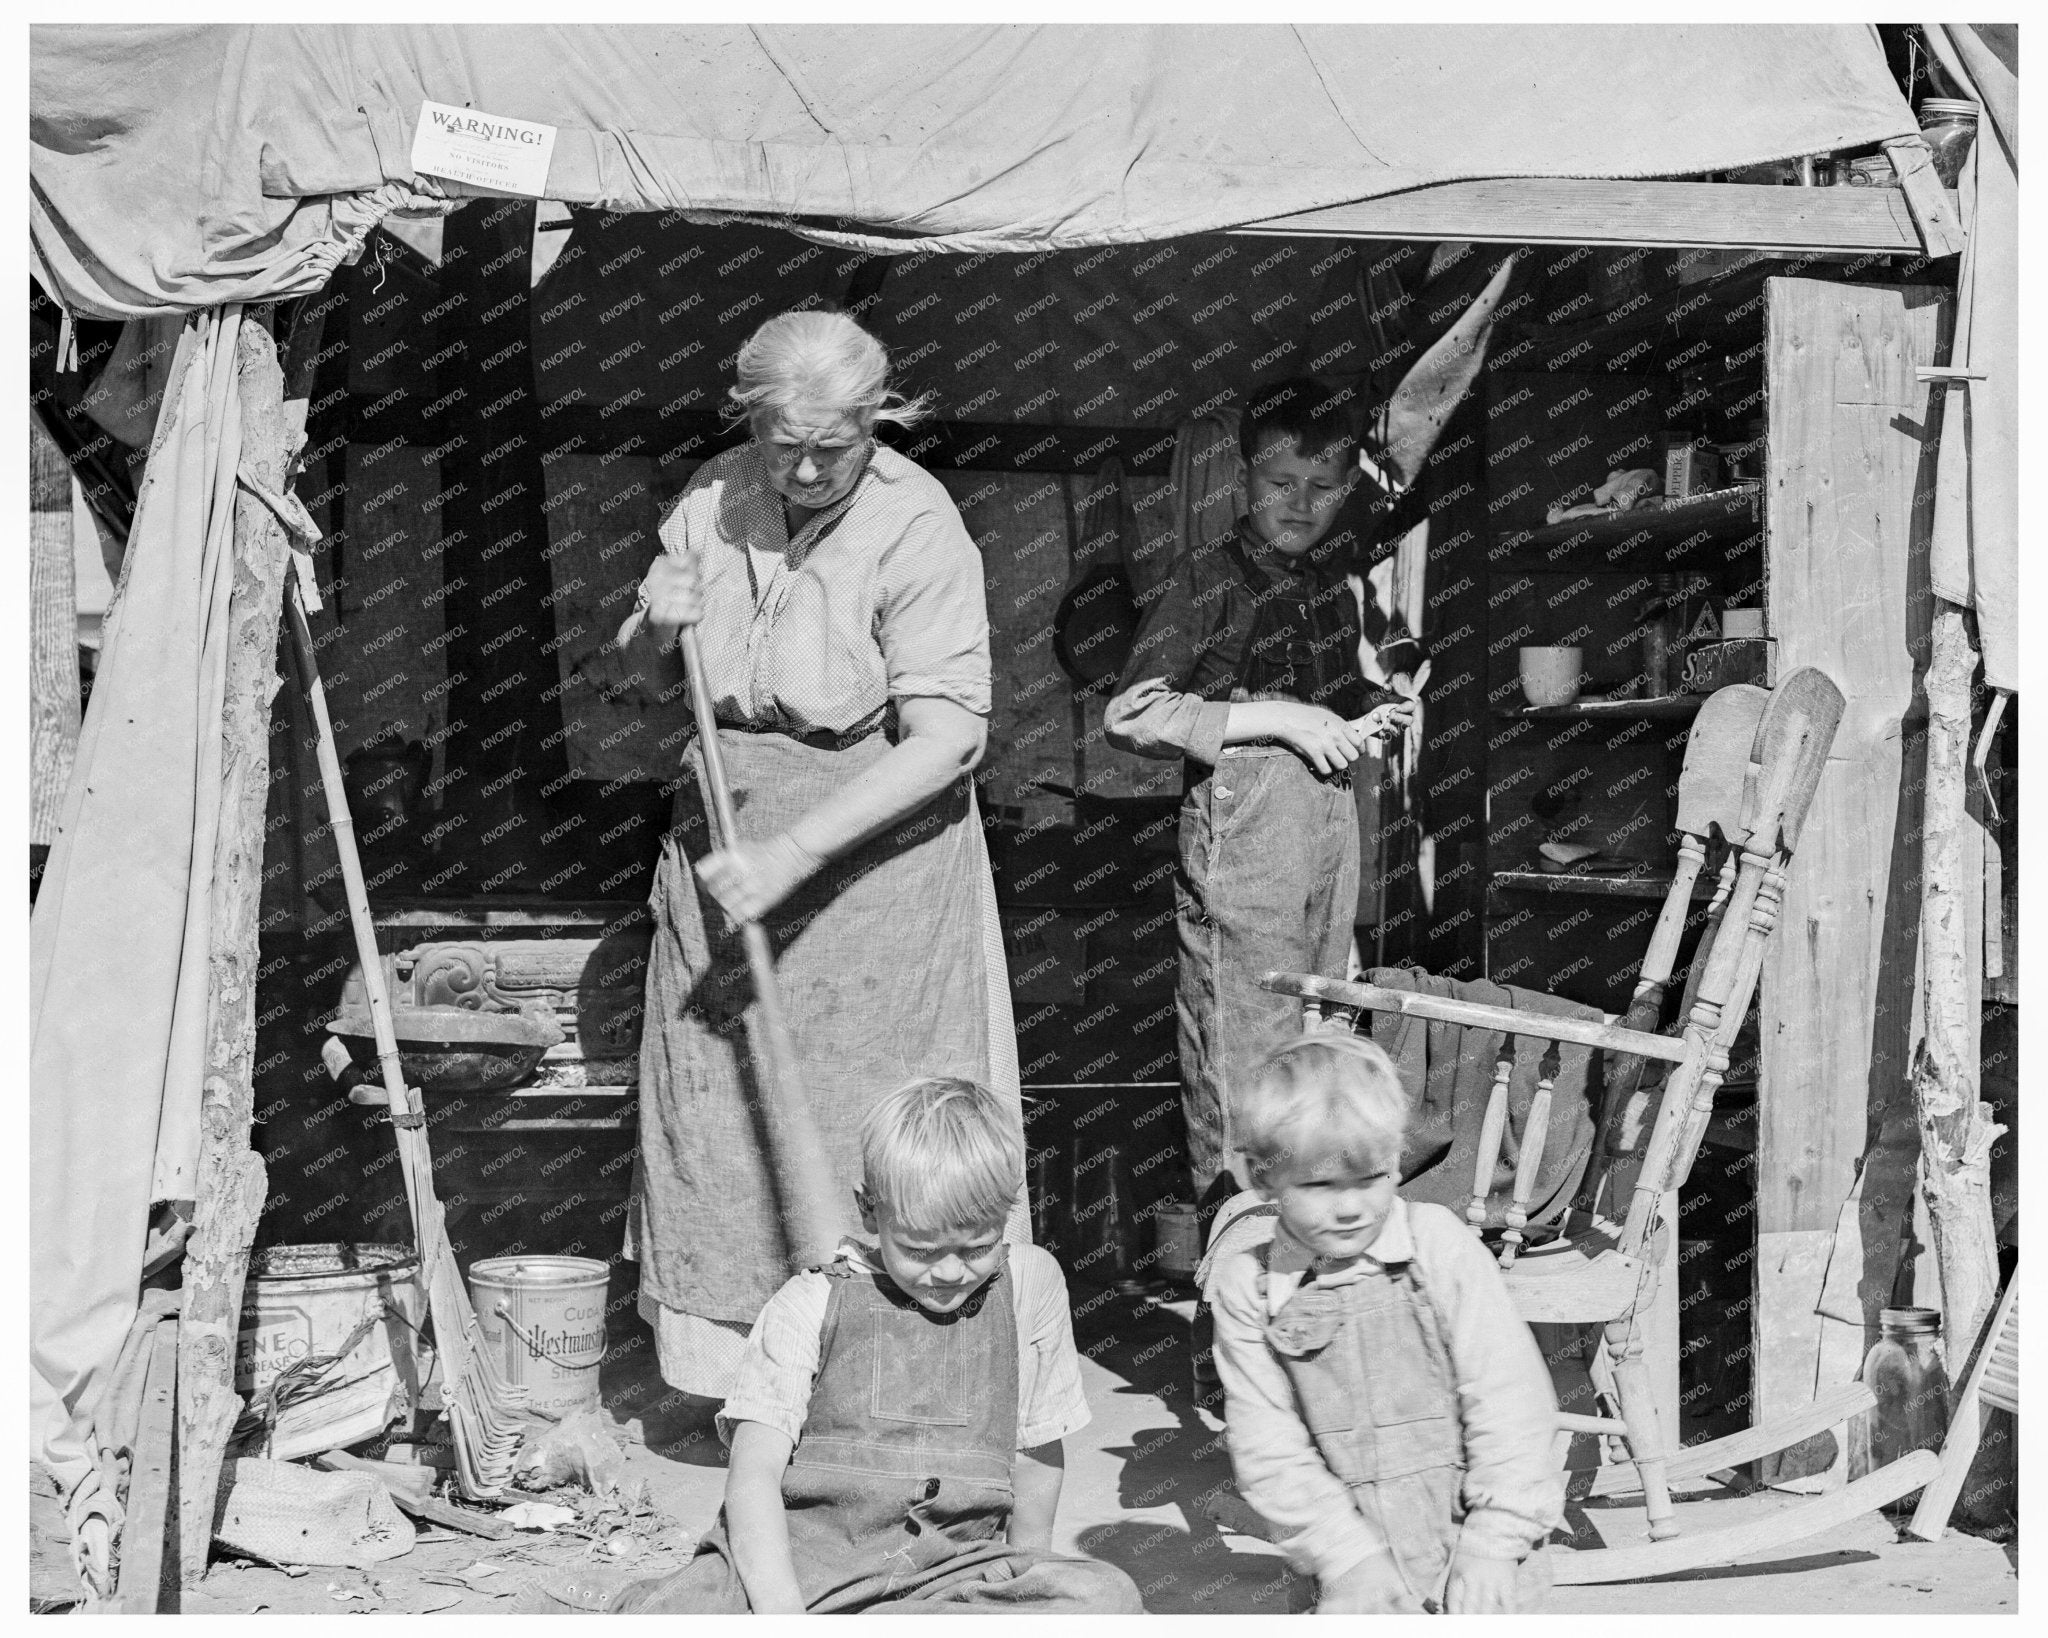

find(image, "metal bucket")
[468,1255,610,1420]
[1151,1200,1202,1284]
[235,1243,426,1461]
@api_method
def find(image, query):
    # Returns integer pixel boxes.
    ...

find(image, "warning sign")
[411,100,557,198]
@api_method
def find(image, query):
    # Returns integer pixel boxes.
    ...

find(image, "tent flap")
[33,23,1919,314]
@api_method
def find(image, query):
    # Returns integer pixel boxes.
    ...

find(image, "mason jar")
[1851,1306,1951,1502]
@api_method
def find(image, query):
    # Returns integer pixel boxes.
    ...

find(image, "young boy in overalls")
[1208,1034,1562,1613]
[611,1077,1142,1614]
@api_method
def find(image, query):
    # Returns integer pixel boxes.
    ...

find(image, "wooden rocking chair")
[1262,667,1941,1583]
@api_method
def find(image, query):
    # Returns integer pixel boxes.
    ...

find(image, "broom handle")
[678,624,844,1269]
[283,571,430,1246]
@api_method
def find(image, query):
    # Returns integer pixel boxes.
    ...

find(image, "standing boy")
[1107,253,1518,1210]
[1105,376,1415,1204]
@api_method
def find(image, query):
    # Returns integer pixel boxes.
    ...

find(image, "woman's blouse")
[652,441,991,737]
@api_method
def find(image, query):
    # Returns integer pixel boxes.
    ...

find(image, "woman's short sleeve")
[874,501,992,717]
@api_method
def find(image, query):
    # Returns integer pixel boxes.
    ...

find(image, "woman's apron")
[628,726,1019,1330]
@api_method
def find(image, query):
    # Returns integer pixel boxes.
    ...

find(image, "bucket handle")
[492,1301,608,1372]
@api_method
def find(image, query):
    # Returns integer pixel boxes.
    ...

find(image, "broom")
[676,624,845,1270]
[283,564,532,1500]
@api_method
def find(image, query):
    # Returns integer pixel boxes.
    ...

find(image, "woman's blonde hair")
[861,1077,1021,1232]
[727,308,932,432]
[1233,1033,1410,1187]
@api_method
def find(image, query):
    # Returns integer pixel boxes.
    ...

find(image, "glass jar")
[1918,98,1979,188]
[1852,1307,1951,1495]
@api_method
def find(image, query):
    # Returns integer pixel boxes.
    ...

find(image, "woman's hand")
[640,552,704,640]
[695,834,822,924]
[1443,1549,1521,1613]
[1314,1553,1419,1614]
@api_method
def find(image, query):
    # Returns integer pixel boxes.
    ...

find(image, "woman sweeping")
[618,309,1026,1407]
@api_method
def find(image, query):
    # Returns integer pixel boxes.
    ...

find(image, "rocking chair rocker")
[1261,667,1940,1583]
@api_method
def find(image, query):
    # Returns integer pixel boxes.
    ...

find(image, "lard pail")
[235,1243,425,1461]
[468,1255,610,1419]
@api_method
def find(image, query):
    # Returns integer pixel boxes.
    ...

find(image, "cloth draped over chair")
[1363,967,1603,1233]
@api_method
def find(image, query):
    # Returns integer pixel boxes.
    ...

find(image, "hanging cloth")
[31,307,247,1518]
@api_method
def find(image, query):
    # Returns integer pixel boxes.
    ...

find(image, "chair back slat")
[1468,1054,1515,1237]
[1499,1052,1559,1266]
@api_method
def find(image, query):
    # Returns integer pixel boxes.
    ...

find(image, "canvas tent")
[29,21,2011,1596]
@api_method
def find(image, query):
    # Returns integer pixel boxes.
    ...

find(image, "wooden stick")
[677,625,843,1271]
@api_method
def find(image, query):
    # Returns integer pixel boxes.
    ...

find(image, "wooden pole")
[176,314,296,1585]
[1911,600,2003,1395]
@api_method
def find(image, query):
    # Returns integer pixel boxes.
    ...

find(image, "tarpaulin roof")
[32,23,1920,317]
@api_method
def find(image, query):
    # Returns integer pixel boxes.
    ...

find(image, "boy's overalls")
[1180,530,1370,1197]
[614,1251,1140,1614]
[1262,1250,1550,1611]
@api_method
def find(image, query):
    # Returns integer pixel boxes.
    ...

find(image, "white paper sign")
[411,100,557,198]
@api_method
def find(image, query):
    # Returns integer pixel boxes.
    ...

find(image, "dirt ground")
[39,1287,2017,1615]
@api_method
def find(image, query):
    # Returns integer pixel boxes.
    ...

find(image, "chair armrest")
[1259,972,1691,1065]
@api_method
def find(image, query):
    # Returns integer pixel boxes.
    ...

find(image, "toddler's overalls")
[614,1252,1140,1614]
[1265,1253,1547,1611]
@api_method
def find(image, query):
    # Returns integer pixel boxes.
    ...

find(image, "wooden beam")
[1912,600,2003,1379]
[1239,178,1943,255]
[176,314,293,1584]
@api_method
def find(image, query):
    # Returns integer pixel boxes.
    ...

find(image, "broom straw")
[677,624,844,1270]
[283,567,527,1498]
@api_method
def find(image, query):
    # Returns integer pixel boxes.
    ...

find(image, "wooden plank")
[112,1318,180,1614]
[177,317,293,1584]
[1756,277,1948,1481]
[1240,178,1938,254]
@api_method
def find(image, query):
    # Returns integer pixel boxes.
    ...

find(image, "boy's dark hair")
[1239,376,1357,471]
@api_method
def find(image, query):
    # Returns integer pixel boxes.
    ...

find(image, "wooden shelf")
[1495,487,1761,570]
[1491,869,1712,902]
[1495,697,1702,723]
